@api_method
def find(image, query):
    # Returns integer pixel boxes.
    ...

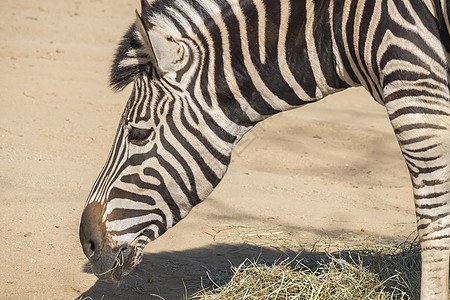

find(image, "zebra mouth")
[94,248,127,281]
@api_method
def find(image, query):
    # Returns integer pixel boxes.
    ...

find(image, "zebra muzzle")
[94,248,127,280]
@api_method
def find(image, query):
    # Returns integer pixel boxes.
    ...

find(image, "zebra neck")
[201,0,352,125]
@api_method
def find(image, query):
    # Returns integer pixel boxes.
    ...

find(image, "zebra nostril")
[82,239,98,259]
[89,240,96,255]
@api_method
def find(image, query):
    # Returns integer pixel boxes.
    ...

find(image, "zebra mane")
[110,0,244,92]
[110,0,177,91]
[110,22,154,91]
[110,0,235,91]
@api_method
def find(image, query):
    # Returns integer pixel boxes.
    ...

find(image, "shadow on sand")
[77,241,421,299]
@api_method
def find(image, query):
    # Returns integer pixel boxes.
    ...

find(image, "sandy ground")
[0,0,418,299]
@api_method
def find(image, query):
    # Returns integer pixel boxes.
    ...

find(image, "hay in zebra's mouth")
[91,246,142,282]
[94,249,126,280]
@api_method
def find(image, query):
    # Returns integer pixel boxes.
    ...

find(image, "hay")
[192,240,423,299]
[92,250,125,277]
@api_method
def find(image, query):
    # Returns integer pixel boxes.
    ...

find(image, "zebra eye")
[128,126,153,146]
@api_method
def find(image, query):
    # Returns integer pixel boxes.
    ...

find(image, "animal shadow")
[78,242,421,299]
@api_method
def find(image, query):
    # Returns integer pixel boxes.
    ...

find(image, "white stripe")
[231,1,298,110]
[352,0,383,102]
[207,2,262,121]
[254,0,267,64]
[305,0,334,97]
[328,0,358,86]
[277,1,315,101]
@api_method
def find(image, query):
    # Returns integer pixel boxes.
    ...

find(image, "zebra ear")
[135,11,184,74]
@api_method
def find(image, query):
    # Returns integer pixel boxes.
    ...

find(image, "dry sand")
[0,0,416,299]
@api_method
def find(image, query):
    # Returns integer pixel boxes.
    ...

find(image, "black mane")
[110,23,153,91]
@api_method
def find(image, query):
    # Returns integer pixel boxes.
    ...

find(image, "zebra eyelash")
[127,125,155,146]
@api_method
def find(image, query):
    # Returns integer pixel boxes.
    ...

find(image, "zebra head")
[79,0,249,281]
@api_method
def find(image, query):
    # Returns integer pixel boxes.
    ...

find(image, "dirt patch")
[0,1,416,299]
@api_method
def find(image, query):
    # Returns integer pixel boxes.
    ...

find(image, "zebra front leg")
[385,97,450,299]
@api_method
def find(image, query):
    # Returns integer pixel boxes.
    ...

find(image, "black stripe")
[313,0,351,90]
[343,0,376,95]
[412,179,446,188]
[332,0,360,85]
[109,218,166,236]
[415,191,449,200]
[108,187,156,205]
[417,211,450,222]
[164,104,221,186]
[416,202,448,209]
[158,126,202,204]
[394,123,447,134]
[224,1,280,115]
[409,164,446,178]
[137,167,183,222]
[390,106,449,120]
[108,208,160,221]
[385,89,450,104]
[420,245,450,251]
[403,151,442,162]
[403,143,441,153]
[179,105,231,166]
[420,233,450,240]
[398,135,436,146]
[149,154,201,206]
[358,0,383,100]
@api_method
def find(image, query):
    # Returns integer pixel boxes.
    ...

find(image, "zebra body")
[79,0,450,298]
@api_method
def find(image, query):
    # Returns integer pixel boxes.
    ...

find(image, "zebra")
[78,0,450,298]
